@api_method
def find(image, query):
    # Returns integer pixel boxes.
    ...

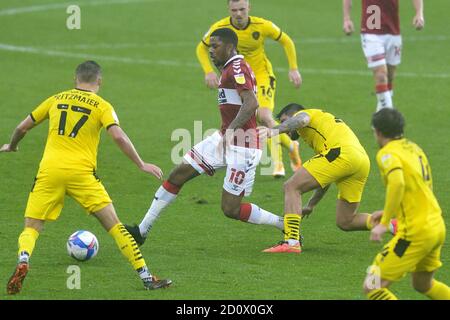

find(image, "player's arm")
[107,125,163,179]
[0,115,35,152]
[228,89,259,130]
[270,112,311,137]
[302,185,331,217]
[371,168,405,242]
[412,0,425,30]
[196,41,219,89]
[342,0,354,35]
[277,32,302,88]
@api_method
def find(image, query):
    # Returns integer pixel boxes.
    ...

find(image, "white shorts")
[183,131,262,197]
[361,33,402,68]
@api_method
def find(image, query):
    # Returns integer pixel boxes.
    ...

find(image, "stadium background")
[0,0,448,299]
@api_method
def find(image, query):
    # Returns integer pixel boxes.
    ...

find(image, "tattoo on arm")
[273,112,310,134]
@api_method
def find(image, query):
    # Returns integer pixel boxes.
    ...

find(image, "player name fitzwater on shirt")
[176,304,210,318]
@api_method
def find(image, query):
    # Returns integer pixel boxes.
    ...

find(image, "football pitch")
[0,0,449,300]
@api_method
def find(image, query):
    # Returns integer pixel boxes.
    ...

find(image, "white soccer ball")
[67,230,99,261]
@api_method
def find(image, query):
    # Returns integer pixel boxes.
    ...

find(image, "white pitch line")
[31,35,450,51]
[0,0,157,16]
[1,43,449,79]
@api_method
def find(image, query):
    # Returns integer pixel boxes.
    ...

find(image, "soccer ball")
[67,230,99,261]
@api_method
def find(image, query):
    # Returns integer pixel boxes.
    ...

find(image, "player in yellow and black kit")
[2,61,171,294]
[363,108,449,300]
[196,0,302,177]
[260,103,379,253]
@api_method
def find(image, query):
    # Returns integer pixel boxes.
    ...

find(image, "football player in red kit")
[125,28,285,246]
[342,0,424,111]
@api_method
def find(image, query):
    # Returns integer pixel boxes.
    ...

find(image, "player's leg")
[221,145,284,230]
[93,204,171,290]
[387,64,397,98]
[135,162,200,241]
[258,106,284,177]
[361,33,393,110]
[263,167,320,253]
[135,132,226,241]
[385,35,402,101]
[335,200,372,231]
[412,227,449,299]
[363,275,397,300]
[412,271,450,300]
[7,169,65,295]
[221,190,283,230]
[372,64,393,111]
[7,218,45,295]
[335,148,373,231]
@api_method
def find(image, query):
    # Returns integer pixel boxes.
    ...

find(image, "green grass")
[0,0,449,300]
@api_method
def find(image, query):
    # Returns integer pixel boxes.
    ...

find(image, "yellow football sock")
[367,288,398,300]
[280,132,293,150]
[425,280,450,300]
[284,214,301,241]
[267,136,283,166]
[109,223,146,270]
[366,215,374,230]
[18,227,40,257]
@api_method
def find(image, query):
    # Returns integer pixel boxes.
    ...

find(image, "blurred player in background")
[126,28,285,246]
[363,109,449,300]
[2,61,171,294]
[261,103,380,253]
[196,0,303,177]
[342,0,425,111]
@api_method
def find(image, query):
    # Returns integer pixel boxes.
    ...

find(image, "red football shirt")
[361,0,400,35]
[218,54,260,149]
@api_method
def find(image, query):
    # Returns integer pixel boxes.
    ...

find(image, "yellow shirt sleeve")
[263,19,298,70]
[377,151,405,226]
[101,103,120,129]
[30,96,53,124]
[197,24,217,75]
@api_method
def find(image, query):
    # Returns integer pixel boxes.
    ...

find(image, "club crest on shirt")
[234,74,246,84]
[252,31,260,40]
[381,154,392,168]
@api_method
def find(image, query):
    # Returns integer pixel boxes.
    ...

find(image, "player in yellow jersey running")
[196,0,302,177]
[363,109,449,300]
[2,61,171,294]
[260,103,380,253]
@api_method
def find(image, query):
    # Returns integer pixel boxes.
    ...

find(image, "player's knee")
[221,202,240,220]
[412,278,433,293]
[336,219,353,231]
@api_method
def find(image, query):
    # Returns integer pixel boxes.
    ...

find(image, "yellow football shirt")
[202,16,284,75]
[295,109,364,154]
[30,88,119,171]
[377,138,443,239]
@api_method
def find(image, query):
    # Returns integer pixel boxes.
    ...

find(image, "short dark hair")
[276,103,305,120]
[210,28,238,48]
[371,108,405,138]
[76,61,102,83]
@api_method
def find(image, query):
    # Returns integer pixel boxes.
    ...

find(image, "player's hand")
[0,144,18,152]
[343,19,354,35]
[370,210,384,227]
[370,224,388,242]
[205,72,219,89]
[302,205,313,218]
[413,15,425,30]
[140,163,163,180]
[288,69,302,88]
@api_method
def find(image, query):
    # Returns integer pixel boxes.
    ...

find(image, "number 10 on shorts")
[229,168,245,185]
